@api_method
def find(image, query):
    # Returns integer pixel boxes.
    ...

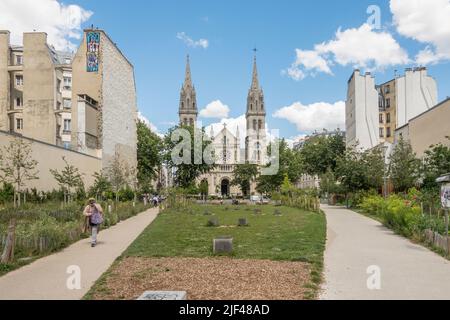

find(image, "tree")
[257,139,303,194]
[388,137,420,193]
[106,152,128,202]
[0,138,39,207]
[422,138,450,192]
[362,146,385,191]
[50,157,84,204]
[300,131,346,176]
[137,120,163,192]
[163,125,215,189]
[335,148,369,207]
[232,163,258,197]
[89,171,112,201]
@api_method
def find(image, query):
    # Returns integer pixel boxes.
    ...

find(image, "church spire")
[251,51,259,90]
[184,54,193,88]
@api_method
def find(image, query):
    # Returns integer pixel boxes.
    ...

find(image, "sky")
[1,0,449,142]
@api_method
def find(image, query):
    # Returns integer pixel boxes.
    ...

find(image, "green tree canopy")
[137,120,163,192]
[163,125,215,189]
[300,131,346,176]
[388,137,420,193]
[232,163,258,197]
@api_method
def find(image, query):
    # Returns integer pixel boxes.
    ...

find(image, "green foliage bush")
[359,189,444,238]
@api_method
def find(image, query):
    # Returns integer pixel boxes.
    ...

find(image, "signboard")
[86,32,100,72]
[441,183,450,209]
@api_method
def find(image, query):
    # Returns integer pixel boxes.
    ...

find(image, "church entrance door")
[221,179,230,198]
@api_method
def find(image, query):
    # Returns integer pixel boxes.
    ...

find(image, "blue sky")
[2,0,449,140]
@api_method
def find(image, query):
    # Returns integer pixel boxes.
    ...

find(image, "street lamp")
[381,145,389,199]
[436,173,450,253]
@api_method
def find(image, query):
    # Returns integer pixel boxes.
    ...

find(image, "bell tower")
[179,55,198,126]
[245,52,266,164]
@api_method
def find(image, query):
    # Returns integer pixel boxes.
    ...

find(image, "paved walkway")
[320,205,450,300]
[0,207,158,300]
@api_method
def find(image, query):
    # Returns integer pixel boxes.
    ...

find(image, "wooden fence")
[424,229,450,254]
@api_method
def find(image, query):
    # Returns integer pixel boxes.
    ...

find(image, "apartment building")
[346,70,380,150]
[377,67,437,144]
[0,31,73,148]
[71,28,138,170]
[395,98,450,158]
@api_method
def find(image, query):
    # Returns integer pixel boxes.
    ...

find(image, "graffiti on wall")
[86,32,100,72]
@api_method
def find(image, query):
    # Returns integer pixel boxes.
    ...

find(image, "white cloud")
[273,101,345,133]
[176,32,209,49]
[391,0,450,64]
[138,111,163,137]
[284,23,409,80]
[0,0,93,51]
[199,100,230,119]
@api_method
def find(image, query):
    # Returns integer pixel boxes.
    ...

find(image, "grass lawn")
[85,204,327,300]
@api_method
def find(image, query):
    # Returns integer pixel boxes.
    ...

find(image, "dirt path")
[0,208,158,300]
[320,205,450,300]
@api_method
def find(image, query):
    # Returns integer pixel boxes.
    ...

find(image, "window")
[386,127,391,138]
[16,55,23,65]
[386,98,391,108]
[63,99,72,109]
[189,118,193,126]
[386,113,391,124]
[57,79,62,93]
[379,114,383,124]
[385,85,390,94]
[15,75,23,86]
[253,119,257,131]
[64,58,71,65]
[57,101,62,110]
[258,120,262,130]
[379,128,384,138]
[181,102,184,109]
[63,119,71,132]
[16,118,23,130]
[16,97,23,107]
[63,77,72,89]
[63,142,71,150]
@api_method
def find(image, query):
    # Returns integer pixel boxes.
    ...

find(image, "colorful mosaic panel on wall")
[86,32,100,72]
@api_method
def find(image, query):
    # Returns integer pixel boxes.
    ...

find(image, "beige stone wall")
[101,32,137,171]
[22,33,56,145]
[71,30,137,173]
[71,31,102,152]
[0,31,10,131]
[407,99,450,158]
[0,131,101,192]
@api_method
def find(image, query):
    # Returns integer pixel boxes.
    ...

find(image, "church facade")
[178,55,267,197]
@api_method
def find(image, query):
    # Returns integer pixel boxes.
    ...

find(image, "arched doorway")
[200,179,209,197]
[221,178,230,197]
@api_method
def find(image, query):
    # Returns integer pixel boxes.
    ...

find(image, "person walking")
[83,198,104,247]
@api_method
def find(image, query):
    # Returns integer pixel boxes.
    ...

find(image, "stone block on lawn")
[238,218,248,227]
[254,208,262,215]
[213,236,233,254]
[207,217,219,227]
[137,291,187,300]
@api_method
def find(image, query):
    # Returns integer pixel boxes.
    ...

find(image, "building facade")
[0,31,73,147]
[71,29,138,171]
[378,67,437,144]
[394,98,450,158]
[346,70,380,150]
[0,29,138,191]
[179,55,267,197]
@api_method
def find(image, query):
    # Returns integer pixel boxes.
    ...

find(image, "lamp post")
[382,145,389,199]
[436,174,450,253]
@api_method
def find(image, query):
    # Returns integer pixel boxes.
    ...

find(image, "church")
[178,55,268,197]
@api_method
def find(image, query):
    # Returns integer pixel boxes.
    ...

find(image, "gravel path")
[320,205,450,300]
[0,208,159,300]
